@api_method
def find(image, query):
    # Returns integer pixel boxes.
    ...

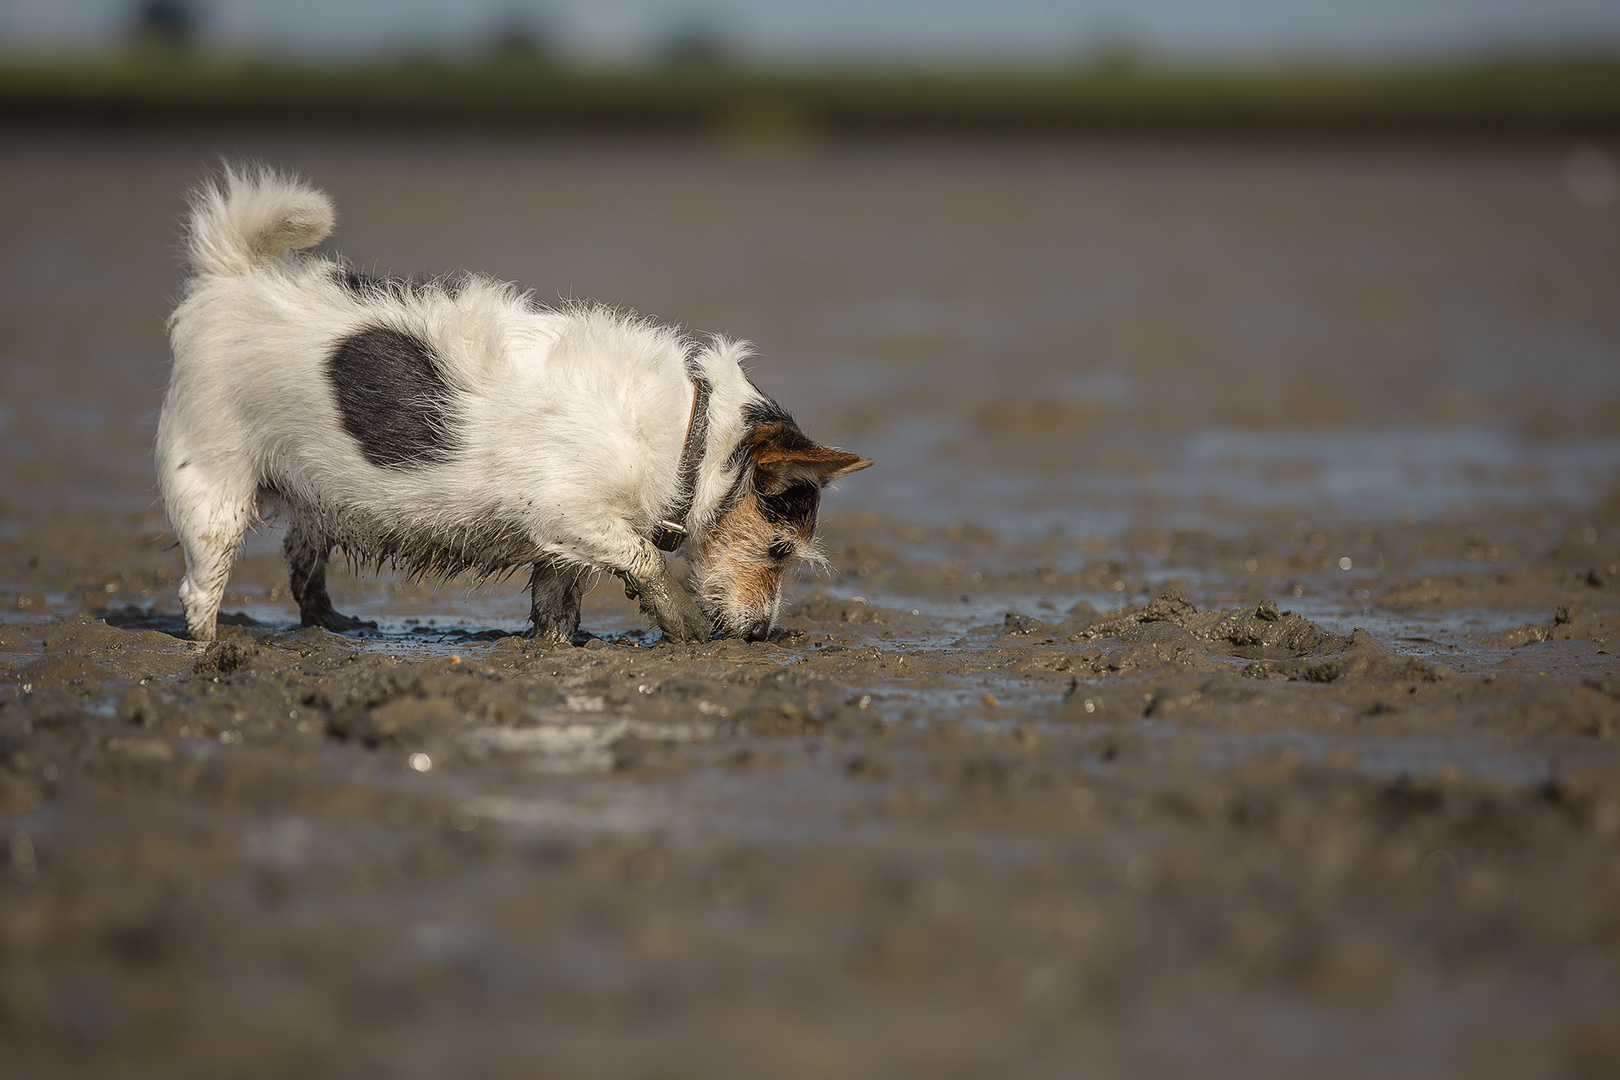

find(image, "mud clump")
[1490,601,1618,650]
[1067,589,1448,684]
[191,636,259,678]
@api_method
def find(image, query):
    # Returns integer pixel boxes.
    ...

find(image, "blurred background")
[2,0,1620,133]
[4,0,1620,66]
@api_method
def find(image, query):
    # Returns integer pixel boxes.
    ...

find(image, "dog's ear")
[751,429,873,494]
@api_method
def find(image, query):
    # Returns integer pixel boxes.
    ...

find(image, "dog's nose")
[741,618,772,643]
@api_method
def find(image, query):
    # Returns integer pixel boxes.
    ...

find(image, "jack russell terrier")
[157,165,871,645]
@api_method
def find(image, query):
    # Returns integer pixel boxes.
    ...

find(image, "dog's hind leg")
[164,467,255,643]
[528,561,591,647]
[284,521,375,633]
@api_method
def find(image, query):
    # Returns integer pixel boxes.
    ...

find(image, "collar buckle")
[649,519,688,552]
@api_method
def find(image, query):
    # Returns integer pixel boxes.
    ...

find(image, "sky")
[4,0,1620,65]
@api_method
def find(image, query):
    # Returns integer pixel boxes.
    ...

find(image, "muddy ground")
[2,132,1619,1078]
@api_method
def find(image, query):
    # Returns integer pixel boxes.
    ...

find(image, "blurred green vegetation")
[2,53,1618,133]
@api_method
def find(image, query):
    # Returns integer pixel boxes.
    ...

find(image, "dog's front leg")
[550,527,711,644]
[614,542,712,644]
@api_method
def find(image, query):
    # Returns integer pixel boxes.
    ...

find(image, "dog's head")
[691,406,872,642]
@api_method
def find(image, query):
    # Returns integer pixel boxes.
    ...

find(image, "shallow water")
[2,131,1619,1078]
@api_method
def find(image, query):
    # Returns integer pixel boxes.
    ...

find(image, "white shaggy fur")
[158,165,795,643]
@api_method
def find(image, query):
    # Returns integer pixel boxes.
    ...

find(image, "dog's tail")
[184,164,335,277]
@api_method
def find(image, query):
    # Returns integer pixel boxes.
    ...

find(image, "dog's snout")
[742,618,772,643]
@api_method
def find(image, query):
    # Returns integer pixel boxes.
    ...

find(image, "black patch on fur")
[759,482,819,529]
[326,325,458,470]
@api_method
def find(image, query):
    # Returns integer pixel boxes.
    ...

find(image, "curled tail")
[185,164,334,277]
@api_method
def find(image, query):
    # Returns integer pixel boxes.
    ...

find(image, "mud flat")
[2,132,1619,1077]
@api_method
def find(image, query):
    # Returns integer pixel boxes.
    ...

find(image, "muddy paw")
[659,596,714,644]
[527,623,576,649]
[633,578,712,643]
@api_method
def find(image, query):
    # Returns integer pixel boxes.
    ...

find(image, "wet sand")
[2,131,1619,1078]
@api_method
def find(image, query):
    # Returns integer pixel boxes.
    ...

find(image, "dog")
[157,165,871,645]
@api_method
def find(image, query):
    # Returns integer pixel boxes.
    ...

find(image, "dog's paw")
[641,582,712,643]
[526,625,575,649]
[659,601,714,644]
[617,565,712,643]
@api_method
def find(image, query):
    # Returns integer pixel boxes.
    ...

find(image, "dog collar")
[649,362,713,552]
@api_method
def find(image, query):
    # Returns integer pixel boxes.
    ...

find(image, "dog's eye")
[768,540,795,563]
[758,483,819,527]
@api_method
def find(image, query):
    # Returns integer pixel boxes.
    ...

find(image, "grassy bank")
[2,54,1619,133]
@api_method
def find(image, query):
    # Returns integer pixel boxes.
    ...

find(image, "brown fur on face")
[692,490,805,639]
[690,420,872,641]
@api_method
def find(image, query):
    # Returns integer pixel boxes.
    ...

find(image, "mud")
[2,132,1619,1078]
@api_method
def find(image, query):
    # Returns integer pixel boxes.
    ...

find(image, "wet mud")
[2,132,1619,1078]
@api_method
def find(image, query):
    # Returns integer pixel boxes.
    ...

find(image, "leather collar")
[649,361,713,552]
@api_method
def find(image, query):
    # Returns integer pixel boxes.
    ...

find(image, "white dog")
[157,165,870,645]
